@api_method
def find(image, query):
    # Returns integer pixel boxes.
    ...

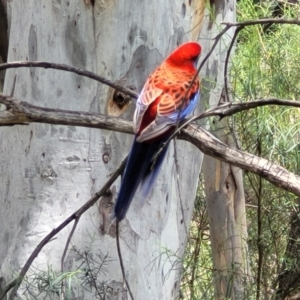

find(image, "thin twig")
[173,140,188,235]
[61,218,80,274]
[224,26,243,102]
[116,220,135,300]
[1,158,127,300]
[222,18,300,27]
[198,24,233,72]
[60,217,80,299]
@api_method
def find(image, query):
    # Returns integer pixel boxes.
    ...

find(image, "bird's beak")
[194,56,200,68]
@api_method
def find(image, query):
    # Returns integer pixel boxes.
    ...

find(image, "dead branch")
[2,92,300,298]
[180,125,300,196]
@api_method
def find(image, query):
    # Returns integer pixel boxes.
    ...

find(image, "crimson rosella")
[114,42,202,221]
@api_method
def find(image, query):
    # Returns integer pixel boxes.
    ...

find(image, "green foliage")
[20,245,114,299]
[231,3,300,295]
[23,265,82,299]
[182,0,300,299]
[181,177,214,299]
[229,0,300,297]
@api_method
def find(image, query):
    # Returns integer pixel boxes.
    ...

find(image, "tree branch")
[0,94,133,133]
[1,94,299,134]
[223,19,300,27]
[0,61,138,99]
[1,93,300,198]
[193,98,300,120]
[180,125,300,196]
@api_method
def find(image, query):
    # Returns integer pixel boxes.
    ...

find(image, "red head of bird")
[165,42,202,72]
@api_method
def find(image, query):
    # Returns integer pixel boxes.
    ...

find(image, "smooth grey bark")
[0,1,206,299]
[202,124,250,299]
[200,3,250,299]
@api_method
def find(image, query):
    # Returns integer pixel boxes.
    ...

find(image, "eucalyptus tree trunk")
[200,5,251,300]
[0,0,244,299]
[0,1,205,299]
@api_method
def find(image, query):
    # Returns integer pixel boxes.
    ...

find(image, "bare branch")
[195,98,300,120]
[0,61,138,99]
[180,125,300,196]
[0,94,133,134]
[1,94,299,136]
[223,19,300,27]
[61,217,80,281]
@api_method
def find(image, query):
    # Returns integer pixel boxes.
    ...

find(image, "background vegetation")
[181,1,300,299]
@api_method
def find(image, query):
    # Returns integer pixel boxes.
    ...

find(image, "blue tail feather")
[140,142,169,197]
[114,138,169,220]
